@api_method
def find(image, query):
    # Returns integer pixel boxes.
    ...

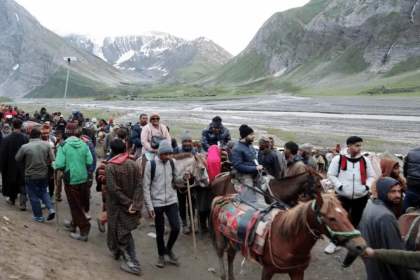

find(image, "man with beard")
[0,119,29,210]
[371,158,406,217]
[130,114,148,158]
[105,138,143,275]
[38,107,52,123]
[143,140,190,268]
[358,177,417,280]
[15,128,55,222]
[299,143,317,171]
[201,116,231,152]
[56,115,67,134]
[283,141,307,177]
[257,137,281,179]
[173,131,198,234]
[41,124,56,199]
[232,125,266,208]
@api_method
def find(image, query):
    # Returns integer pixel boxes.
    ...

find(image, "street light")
[62,56,77,106]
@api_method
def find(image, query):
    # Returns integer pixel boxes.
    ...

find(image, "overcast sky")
[15,0,310,55]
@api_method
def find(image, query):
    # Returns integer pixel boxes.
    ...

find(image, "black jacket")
[130,123,142,149]
[258,150,281,179]
[201,124,231,152]
[404,146,420,194]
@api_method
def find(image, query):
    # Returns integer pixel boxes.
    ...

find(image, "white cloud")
[15,0,310,55]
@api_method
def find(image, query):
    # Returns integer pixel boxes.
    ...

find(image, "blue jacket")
[232,140,258,175]
[130,123,142,149]
[404,146,420,193]
[82,135,97,173]
[201,124,231,152]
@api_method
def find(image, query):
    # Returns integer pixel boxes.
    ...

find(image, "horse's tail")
[209,197,221,250]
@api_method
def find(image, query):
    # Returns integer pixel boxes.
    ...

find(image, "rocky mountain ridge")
[202,0,420,91]
[0,0,129,97]
[64,32,233,80]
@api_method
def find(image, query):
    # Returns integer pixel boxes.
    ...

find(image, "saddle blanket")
[214,195,279,257]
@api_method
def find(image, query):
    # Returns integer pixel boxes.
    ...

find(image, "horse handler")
[143,140,190,268]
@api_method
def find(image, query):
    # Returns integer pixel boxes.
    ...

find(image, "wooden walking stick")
[187,177,197,256]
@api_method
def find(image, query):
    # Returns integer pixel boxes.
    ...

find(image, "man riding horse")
[231,125,267,209]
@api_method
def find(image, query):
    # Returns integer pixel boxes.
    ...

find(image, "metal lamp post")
[62,56,77,107]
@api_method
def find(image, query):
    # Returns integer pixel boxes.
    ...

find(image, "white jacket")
[327,148,376,199]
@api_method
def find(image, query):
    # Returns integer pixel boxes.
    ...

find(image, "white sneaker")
[325,242,340,254]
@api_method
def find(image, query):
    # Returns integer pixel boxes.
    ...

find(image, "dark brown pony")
[398,209,420,250]
[210,193,367,280]
[208,169,324,207]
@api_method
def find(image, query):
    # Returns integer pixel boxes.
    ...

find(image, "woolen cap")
[299,143,313,154]
[211,116,222,128]
[181,130,192,143]
[258,137,270,146]
[65,122,78,135]
[149,112,160,121]
[158,140,173,155]
[239,124,253,139]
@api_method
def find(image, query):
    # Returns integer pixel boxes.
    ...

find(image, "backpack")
[49,135,56,145]
[150,159,175,184]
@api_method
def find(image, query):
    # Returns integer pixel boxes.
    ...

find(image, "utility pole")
[63,57,77,108]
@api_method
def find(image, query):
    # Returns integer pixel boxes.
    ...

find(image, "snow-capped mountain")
[64,32,233,80]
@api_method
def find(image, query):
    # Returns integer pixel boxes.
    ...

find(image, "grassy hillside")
[25,69,134,98]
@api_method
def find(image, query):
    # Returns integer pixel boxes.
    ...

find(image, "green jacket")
[54,137,93,185]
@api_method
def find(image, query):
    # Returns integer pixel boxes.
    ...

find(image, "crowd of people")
[1,105,420,278]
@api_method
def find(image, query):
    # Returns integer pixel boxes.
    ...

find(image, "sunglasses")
[151,118,160,121]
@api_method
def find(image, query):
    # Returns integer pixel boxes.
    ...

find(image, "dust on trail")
[0,186,367,280]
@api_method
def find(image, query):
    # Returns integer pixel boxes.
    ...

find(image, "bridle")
[189,156,209,186]
[306,200,361,246]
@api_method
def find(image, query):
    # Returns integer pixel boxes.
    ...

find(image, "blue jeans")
[402,190,420,214]
[26,178,53,217]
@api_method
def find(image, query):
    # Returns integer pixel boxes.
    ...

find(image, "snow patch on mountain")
[114,49,135,66]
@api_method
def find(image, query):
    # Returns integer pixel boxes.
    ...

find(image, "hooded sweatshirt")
[327,148,376,199]
[54,136,93,185]
[358,177,418,280]
[371,158,407,198]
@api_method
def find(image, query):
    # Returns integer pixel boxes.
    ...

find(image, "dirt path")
[0,184,368,280]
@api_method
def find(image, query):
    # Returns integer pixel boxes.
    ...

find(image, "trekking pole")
[187,178,197,256]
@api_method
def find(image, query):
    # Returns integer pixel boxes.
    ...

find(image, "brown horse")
[208,169,324,207]
[210,193,366,280]
[398,209,420,250]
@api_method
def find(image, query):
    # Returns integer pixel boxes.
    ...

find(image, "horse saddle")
[237,207,273,245]
[403,213,420,251]
[215,195,280,256]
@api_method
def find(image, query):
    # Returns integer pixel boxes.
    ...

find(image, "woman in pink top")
[140,112,171,173]
[207,145,222,181]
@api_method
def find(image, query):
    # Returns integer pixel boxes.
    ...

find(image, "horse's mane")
[274,171,308,182]
[279,194,340,235]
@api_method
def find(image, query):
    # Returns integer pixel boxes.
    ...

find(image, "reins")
[268,198,361,270]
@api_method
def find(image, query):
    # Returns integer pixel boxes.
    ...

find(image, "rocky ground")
[3,94,418,279]
[0,179,367,280]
